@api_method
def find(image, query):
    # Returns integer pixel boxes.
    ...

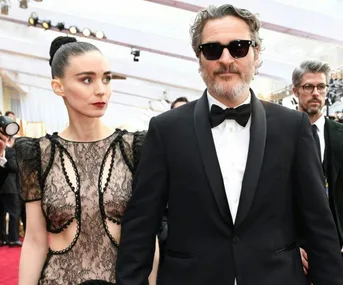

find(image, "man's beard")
[200,62,254,101]
[302,99,323,115]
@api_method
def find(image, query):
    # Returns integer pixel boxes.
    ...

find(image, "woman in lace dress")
[15,36,158,285]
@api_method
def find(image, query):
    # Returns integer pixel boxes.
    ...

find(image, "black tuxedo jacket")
[116,90,343,285]
[325,118,343,246]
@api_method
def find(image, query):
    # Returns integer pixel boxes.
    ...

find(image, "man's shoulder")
[155,100,197,122]
[261,99,303,120]
[326,117,343,133]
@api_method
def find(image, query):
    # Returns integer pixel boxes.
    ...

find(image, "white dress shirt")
[208,92,251,223]
[312,114,325,163]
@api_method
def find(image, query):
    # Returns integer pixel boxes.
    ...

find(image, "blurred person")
[293,60,343,276]
[5,111,16,121]
[15,36,158,285]
[0,111,23,246]
[116,4,343,285]
[170,97,189,109]
[4,111,28,234]
[0,134,22,247]
[0,130,11,245]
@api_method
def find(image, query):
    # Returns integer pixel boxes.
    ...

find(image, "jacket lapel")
[194,90,233,227]
[235,91,267,228]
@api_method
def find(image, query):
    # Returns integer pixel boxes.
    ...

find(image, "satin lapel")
[235,91,267,228]
[194,90,233,227]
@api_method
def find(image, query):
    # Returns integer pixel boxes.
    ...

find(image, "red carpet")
[0,245,21,285]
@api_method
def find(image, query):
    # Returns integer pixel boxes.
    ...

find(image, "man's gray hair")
[190,4,262,58]
[292,60,331,87]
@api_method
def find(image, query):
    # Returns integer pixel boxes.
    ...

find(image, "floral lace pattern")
[15,130,145,285]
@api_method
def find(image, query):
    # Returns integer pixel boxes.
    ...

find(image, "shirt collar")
[207,90,251,111]
[313,113,325,133]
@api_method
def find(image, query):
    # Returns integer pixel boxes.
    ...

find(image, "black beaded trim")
[34,138,44,190]
[42,134,57,188]
[47,140,81,255]
[98,133,123,248]
[119,138,134,174]
[48,217,75,234]
[38,135,58,224]
[98,138,118,194]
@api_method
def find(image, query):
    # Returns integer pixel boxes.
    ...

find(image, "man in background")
[0,134,21,247]
[293,60,343,273]
[170,97,189,109]
[0,111,12,245]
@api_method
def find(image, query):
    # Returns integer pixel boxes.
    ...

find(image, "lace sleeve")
[14,137,42,202]
[132,131,146,172]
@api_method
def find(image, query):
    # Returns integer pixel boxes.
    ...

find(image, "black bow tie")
[210,104,251,128]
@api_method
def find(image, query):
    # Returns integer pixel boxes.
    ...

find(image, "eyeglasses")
[198,40,256,61]
[299,84,328,94]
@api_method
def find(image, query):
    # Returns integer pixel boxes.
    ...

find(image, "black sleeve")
[116,118,168,285]
[14,137,42,202]
[294,113,343,284]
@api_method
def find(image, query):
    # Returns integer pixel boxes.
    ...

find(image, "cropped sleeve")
[14,137,42,202]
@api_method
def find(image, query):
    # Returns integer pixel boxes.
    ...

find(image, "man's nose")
[218,48,234,65]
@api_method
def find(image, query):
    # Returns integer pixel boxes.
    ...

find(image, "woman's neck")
[59,117,113,142]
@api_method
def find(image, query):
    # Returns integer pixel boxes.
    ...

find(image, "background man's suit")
[0,146,20,243]
[116,90,343,285]
[0,157,8,189]
[325,117,343,249]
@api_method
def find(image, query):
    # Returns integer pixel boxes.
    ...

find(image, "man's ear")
[51,79,65,97]
[254,47,262,69]
[292,86,299,98]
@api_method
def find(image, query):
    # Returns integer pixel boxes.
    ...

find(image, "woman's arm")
[19,201,49,285]
[148,237,160,285]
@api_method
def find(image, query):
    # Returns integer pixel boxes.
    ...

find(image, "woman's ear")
[51,79,65,97]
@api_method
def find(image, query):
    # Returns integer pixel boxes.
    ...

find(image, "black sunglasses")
[199,40,256,60]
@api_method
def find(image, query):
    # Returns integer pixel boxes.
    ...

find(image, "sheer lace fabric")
[15,130,145,285]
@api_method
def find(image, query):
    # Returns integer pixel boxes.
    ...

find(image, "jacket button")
[233,236,240,244]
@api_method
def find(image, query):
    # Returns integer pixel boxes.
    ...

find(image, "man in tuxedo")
[292,60,343,272]
[158,96,190,269]
[116,4,343,285]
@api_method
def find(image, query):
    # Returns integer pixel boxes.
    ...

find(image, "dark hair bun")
[49,36,77,66]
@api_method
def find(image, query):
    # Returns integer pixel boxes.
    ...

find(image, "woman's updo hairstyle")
[49,36,101,79]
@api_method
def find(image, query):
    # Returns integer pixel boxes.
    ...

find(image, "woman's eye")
[103,77,111,84]
[82,78,92,84]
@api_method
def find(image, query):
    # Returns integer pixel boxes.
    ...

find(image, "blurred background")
[0,0,343,133]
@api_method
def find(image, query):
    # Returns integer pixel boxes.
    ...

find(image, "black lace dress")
[15,129,145,285]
